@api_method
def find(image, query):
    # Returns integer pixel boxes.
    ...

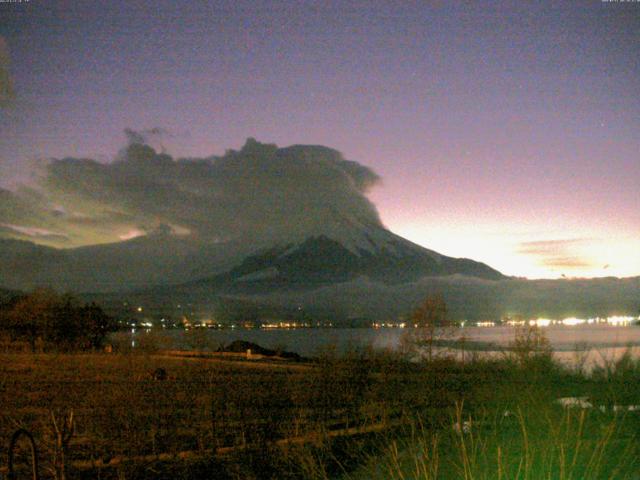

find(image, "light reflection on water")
[507,315,637,327]
[127,321,640,364]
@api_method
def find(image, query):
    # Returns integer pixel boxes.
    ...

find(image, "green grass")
[351,401,639,480]
[344,349,640,480]
[1,338,640,479]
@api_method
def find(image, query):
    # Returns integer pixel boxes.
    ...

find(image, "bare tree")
[401,293,452,361]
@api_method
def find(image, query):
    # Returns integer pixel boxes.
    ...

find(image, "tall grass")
[2,329,640,479]
[355,402,638,480]
[348,346,640,480]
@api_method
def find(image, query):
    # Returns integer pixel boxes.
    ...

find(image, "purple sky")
[1,0,638,278]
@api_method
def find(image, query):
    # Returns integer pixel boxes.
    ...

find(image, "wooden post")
[50,410,74,480]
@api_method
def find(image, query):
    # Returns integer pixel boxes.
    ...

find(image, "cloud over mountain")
[0,134,382,247]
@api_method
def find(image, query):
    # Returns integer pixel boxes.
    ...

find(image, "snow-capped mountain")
[0,139,503,293]
[0,221,503,293]
[188,230,503,293]
[2,139,636,323]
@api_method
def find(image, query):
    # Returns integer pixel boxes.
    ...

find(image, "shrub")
[0,289,118,352]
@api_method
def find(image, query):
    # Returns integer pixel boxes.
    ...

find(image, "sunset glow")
[1,1,638,280]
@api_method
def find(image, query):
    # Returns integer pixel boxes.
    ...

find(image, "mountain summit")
[0,221,503,293]
[0,139,504,292]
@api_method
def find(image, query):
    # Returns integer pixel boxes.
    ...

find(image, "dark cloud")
[0,187,50,227]
[0,134,383,247]
[123,127,172,149]
[0,187,77,246]
[518,239,596,270]
[0,37,15,107]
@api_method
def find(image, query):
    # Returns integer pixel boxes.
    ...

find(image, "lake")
[130,323,640,369]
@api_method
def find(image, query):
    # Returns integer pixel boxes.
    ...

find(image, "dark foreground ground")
[1,337,640,479]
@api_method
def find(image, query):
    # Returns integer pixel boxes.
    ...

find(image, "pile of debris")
[217,340,302,361]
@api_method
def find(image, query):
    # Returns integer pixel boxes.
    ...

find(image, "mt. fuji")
[0,139,503,293]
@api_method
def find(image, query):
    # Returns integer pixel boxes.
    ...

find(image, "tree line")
[0,288,118,352]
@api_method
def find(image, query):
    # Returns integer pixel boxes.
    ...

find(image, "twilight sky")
[0,0,638,279]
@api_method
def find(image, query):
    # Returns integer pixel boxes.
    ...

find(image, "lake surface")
[133,324,640,369]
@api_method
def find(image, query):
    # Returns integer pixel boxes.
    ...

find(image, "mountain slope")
[0,139,505,293]
[180,229,504,294]
[0,224,503,293]
[0,234,257,292]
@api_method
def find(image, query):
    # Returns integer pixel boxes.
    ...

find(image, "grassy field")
[1,332,640,479]
[0,348,420,479]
